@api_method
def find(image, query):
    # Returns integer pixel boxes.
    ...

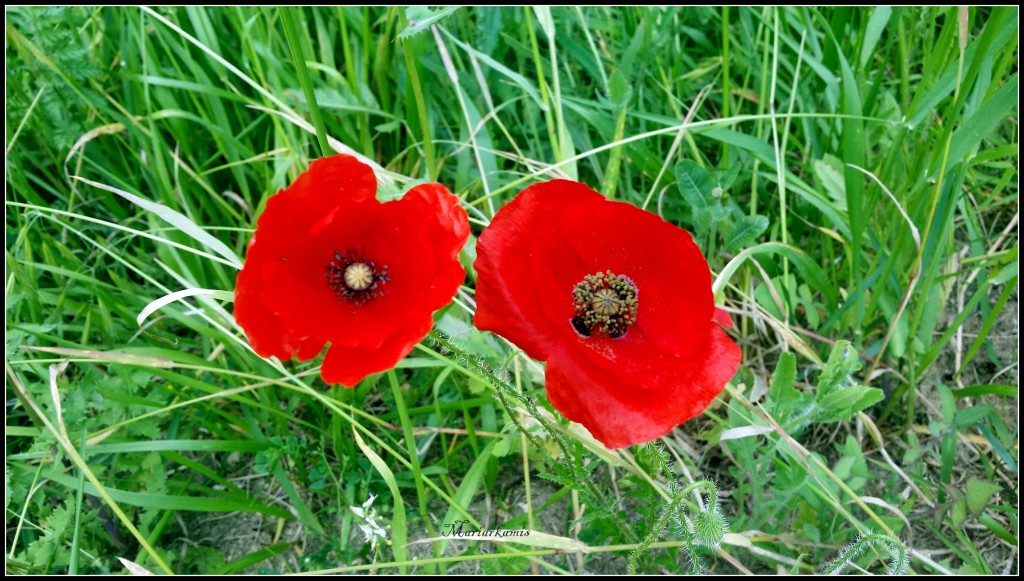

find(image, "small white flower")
[351,493,386,551]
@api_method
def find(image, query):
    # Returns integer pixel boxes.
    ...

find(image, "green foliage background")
[6,6,1018,575]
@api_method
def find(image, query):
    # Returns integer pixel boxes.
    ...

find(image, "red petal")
[475,181,593,358]
[252,154,377,260]
[235,155,378,360]
[713,307,734,329]
[321,313,434,387]
[546,323,741,449]
[234,247,306,359]
[399,182,471,310]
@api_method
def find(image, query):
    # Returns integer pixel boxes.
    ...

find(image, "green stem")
[68,429,87,574]
[602,102,629,199]
[281,7,331,157]
[387,370,439,554]
[524,9,559,161]
[425,330,638,543]
[819,532,909,575]
[721,5,731,161]
[628,480,717,574]
[402,30,437,180]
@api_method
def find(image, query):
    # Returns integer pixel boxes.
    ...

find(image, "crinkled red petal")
[546,323,741,449]
[474,181,592,358]
[321,312,434,386]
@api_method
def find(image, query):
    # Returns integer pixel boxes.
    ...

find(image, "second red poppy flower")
[474,179,741,449]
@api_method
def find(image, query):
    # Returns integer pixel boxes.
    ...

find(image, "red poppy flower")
[474,180,741,449]
[234,154,470,386]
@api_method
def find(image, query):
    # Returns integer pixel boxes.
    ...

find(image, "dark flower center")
[571,271,638,338]
[325,249,390,306]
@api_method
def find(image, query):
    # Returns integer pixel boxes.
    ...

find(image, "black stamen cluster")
[324,248,390,307]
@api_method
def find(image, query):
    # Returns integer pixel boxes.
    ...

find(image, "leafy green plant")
[628,444,729,574]
[672,159,770,257]
[6,6,1017,575]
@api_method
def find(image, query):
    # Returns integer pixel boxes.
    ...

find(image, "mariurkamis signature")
[440,520,531,538]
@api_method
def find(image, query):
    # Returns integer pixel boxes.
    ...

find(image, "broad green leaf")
[813,155,847,211]
[700,128,775,167]
[675,160,714,212]
[398,6,462,40]
[492,434,515,457]
[979,514,1018,546]
[607,69,632,106]
[836,44,865,319]
[948,77,1019,165]
[769,352,800,405]
[816,340,861,398]
[374,120,402,133]
[725,215,770,252]
[966,477,1002,517]
[939,384,957,424]
[718,163,742,190]
[817,385,885,422]
[951,384,1018,398]
[955,404,993,428]
[858,7,893,68]
[950,498,968,528]
[991,257,1017,285]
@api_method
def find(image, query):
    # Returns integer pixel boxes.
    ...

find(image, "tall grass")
[6,6,1017,575]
